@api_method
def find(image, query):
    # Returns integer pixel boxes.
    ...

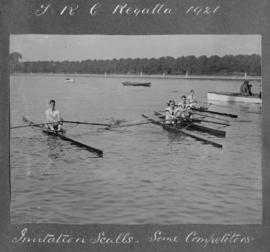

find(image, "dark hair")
[49,99,56,104]
[190,89,194,93]
[181,95,186,99]
[167,100,175,106]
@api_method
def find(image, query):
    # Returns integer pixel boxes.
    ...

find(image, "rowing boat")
[191,107,238,118]
[142,114,223,148]
[122,81,151,87]
[65,78,75,83]
[208,92,261,104]
[22,116,103,157]
[153,111,226,138]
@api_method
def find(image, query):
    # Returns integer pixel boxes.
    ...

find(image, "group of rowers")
[165,89,197,125]
[44,90,198,132]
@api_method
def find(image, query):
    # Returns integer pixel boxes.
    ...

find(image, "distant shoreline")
[12,73,262,82]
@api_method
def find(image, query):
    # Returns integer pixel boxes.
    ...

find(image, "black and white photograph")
[10,34,262,225]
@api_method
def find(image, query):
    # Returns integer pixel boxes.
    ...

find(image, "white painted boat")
[207,92,262,104]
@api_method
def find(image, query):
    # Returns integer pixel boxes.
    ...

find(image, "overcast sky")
[10,35,261,61]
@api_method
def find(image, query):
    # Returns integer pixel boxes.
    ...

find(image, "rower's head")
[49,99,56,110]
[190,89,195,95]
[181,95,187,103]
[168,100,175,108]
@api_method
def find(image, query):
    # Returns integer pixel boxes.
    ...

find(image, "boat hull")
[42,128,103,157]
[65,78,75,83]
[207,92,261,104]
[142,114,223,148]
[122,82,151,87]
[22,116,103,156]
[153,111,225,137]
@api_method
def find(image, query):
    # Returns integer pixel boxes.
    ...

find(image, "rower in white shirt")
[177,95,192,119]
[165,100,177,124]
[45,99,63,132]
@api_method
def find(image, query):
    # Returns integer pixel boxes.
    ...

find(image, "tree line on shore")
[10,52,261,76]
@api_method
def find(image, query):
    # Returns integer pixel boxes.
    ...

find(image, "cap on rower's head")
[49,99,56,105]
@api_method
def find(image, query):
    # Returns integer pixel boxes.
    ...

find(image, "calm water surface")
[10,75,262,224]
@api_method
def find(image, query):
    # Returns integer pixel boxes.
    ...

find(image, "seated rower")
[165,100,177,124]
[187,89,197,108]
[177,95,192,120]
[178,95,187,109]
[45,99,64,132]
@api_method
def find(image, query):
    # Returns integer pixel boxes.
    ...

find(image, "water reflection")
[46,136,65,160]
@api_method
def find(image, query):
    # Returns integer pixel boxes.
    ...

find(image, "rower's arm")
[175,108,181,117]
[165,110,171,119]
[45,111,50,123]
[165,110,176,120]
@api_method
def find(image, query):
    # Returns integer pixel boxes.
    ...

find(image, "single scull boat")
[22,116,103,157]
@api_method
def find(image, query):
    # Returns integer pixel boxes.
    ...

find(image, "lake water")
[10,74,262,224]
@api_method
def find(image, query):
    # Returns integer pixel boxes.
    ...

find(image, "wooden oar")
[198,101,231,109]
[13,118,111,129]
[11,122,53,129]
[234,120,252,123]
[191,111,230,123]
[63,120,111,127]
[142,114,222,149]
[204,109,237,118]
[12,117,60,129]
[192,108,238,118]
[198,119,230,126]
[154,111,230,126]
[107,121,153,129]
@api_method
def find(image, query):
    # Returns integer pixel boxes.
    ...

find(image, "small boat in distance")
[122,81,151,87]
[208,92,262,104]
[65,78,75,83]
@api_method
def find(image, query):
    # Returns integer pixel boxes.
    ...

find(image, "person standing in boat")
[165,100,177,124]
[240,80,253,96]
[45,99,63,132]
